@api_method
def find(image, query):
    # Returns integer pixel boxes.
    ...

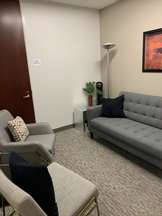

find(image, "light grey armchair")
[0,109,55,166]
[0,162,100,216]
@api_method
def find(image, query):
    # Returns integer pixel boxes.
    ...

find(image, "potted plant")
[82,81,103,106]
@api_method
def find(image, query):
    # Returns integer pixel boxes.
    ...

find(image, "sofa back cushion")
[0,110,14,145]
[119,91,162,129]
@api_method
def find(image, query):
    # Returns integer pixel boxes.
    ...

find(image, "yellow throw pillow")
[8,116,29,142]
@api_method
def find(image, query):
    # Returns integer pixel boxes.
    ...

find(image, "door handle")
[23,91,30,99]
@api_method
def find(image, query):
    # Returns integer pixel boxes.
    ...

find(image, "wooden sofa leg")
[90,132,93,139]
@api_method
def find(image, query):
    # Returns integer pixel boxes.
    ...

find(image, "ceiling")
[31,0,121,10]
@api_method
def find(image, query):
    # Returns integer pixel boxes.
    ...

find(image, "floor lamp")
[101,43,116,98]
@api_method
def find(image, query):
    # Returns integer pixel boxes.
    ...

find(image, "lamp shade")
[101,43,116,50]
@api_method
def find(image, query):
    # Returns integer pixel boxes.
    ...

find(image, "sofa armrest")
[26,122,54,135]
[87,105,102,131]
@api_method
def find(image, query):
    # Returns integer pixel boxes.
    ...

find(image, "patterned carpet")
[1,128,162,216]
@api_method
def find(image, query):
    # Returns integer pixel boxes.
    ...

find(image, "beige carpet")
[1,128,162,216]
[54,129,162,216]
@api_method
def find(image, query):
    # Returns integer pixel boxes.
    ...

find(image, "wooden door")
[0,0,35,123]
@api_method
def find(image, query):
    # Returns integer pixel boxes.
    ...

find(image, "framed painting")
[142,28,162,72]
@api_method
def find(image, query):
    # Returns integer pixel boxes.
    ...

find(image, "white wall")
[20,0,101,129]
[100,0,162,98]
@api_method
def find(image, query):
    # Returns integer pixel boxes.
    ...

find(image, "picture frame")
[142,28,162,72]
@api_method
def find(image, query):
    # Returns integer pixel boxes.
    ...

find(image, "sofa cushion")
[9,151,58,216]
[100,95,126,118]
[91,117,162,160]
[8,116,29,142]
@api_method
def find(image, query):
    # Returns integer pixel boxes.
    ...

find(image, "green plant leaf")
[82,81,103,96]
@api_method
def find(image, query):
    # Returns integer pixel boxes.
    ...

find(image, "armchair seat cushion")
[48,162,99,216]
[26,134,56,154]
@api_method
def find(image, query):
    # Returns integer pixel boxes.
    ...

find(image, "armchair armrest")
[0,141,52,165]
[26,122,54,135]
[87,105,102,131]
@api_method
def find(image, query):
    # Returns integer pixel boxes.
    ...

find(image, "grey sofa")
[87,91,162,169]
[0,109,55,165]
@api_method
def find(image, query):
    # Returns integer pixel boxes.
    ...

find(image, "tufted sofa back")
[119,91,162,130]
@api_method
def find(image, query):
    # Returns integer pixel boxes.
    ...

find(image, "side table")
[74,106,88,132]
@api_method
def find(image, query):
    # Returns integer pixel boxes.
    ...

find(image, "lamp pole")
[101,43,116,98]
[107,49,110,98]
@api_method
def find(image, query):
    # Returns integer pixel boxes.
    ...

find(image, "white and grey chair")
[0,110,55,166]
[0,162,100,216]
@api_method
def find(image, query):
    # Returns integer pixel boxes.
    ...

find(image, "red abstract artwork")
[143,28,162,72]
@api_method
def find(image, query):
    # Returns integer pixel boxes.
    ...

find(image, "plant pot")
[88,95,93,106]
